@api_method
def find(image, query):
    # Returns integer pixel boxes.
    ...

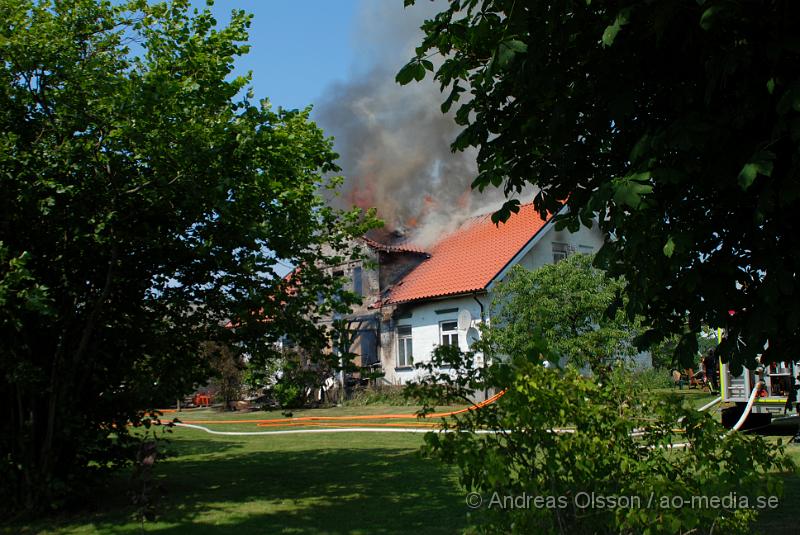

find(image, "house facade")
[375,204,606,384]
[325,203,616,386]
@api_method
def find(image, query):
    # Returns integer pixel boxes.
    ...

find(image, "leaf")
[491,207,510,224]
[776,87,800,114]
[612,172,652,208]
[602,8,631,47]
[491,39,528,71]
[396,61,419,85]
[505,39,527,53]
[663,237,675,258]
[767,78,775,95]
[441,84,464,113]
[737,151,775,190]
[699,6,722,31]
[413,62,426,81]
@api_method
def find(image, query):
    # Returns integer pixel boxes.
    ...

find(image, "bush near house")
[487,255,641,374]
[407,344,793,534]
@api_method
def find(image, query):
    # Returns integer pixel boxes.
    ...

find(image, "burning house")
[327,203,606,386]
[310,3,608,386]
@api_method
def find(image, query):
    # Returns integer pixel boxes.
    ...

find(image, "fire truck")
[718,329,799,430]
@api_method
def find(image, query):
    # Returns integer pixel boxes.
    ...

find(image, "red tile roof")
[386,203,551,304]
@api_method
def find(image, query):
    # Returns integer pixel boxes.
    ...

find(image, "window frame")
[439,320,459,348]
[352,266,363,296]
[552,242,570,263]
[396,325,413,368]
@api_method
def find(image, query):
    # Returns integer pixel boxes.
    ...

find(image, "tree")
[399,0,800,371]
[488,255,640,374]
[203,342,244,410]
[0,0,375,511]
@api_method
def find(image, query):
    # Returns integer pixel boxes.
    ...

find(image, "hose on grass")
[177,389,506,426]
[168,384,759,447]
[174,422,507,436]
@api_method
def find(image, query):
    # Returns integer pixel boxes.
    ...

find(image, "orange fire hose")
[173,389,506,428]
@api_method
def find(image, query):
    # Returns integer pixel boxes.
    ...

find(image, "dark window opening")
[353,266,363,296]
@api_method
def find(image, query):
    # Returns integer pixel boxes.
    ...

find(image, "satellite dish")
[465,327,480,349]
[457,309,472,331]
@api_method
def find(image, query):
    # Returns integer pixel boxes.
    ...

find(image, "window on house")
[353,266,363,296]
[397,325,413,367]
[552,242,570,263]
[359,329,377,365]
[440,321,459,347]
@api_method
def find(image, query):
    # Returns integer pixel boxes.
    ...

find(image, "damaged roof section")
[385,203,551,304]
[361,237,429,256]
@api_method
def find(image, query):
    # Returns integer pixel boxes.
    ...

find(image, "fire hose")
[168,385,759,443]
[171,389,506,436]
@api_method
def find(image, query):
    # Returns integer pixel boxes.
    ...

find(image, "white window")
[440,321,459,347]
[397,325,413,367]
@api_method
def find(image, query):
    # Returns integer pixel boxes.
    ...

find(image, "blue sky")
[202,0,364,110]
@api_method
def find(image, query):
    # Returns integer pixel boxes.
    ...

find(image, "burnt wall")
[378,251,427,291]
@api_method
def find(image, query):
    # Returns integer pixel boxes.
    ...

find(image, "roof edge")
[387,287,488,306]
[485,206,564,291]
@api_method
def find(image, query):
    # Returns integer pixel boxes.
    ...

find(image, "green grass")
[10,406,468,535]
[759,441,800,535]
[7,402,800,535]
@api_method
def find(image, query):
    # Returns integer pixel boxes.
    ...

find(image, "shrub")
[631,367,675,391]
[346,385,412,406]
[408,345,793,534]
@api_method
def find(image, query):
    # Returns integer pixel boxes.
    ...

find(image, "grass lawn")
[10,406,469,535]
[7,400,800,534]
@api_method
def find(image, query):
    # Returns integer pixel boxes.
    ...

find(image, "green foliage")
[408,345,793,534]
[272,379,304,410]
[0,0,377,511]
[345,384,453,407]
[202,342,244,410]
[631,367,674,391]
[651,327,719,369]
[488,255,640,374]
[346,385,414,407]
[270,349,335,409]
[401,0,800,370]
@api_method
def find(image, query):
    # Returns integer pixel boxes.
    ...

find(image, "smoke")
[315,0,515,249]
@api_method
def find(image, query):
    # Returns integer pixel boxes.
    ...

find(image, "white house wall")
[380,294,490,385]
[516,222,606,272]
[378,221,653,385]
